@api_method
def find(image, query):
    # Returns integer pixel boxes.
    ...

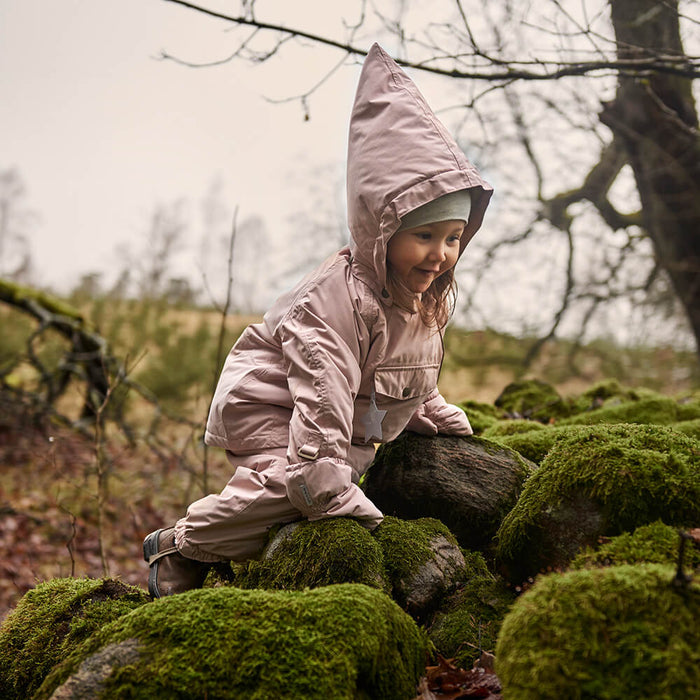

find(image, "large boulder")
[496,424,700,582]
[364,433,535,553]
[0,577,149,700]
[35,584,428,700]
[495,564,700,699]
[230,517,388,593]
[494,379,569,422]
[233,516,468,622]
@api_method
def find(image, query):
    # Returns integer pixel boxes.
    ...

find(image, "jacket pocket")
[374,363,440,401]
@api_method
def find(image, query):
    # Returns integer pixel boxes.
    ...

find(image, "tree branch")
[542,139,643,231]
[161,0,700,80]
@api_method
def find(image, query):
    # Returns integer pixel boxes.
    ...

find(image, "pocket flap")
[374,363,440,400]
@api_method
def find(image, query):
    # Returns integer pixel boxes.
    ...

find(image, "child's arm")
[405,388,473,436]
[277,293,384,530]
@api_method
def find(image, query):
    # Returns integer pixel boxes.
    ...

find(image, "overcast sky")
[1,0,370,294]
[4,1,699,353]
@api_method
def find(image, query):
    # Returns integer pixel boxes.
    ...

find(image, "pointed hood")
[346,43,493,297]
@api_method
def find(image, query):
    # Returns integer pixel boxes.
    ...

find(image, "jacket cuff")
[285,457,384,527]
[285,457,351,516]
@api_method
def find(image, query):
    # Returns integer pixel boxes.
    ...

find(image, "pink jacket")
[205,44,492,528]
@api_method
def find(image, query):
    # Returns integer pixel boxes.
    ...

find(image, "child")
[143,43,492,598]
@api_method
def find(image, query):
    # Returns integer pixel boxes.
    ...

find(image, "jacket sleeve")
[405,388,473,436]
[276,285,383,530]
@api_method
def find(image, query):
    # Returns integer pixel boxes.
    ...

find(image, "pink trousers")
[173,449,302,563]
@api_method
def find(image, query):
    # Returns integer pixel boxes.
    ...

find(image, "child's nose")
[428,241,447,261]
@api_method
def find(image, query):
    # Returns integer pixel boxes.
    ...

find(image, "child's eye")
[414,232,432,240]
[448,235,461,244]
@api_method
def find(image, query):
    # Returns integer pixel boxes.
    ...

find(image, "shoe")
[143,527,210,598]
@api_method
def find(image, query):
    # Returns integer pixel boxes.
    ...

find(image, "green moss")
[671,418,700,441]
[37,584,429,700]
[230,516,467,617]
[0,577,149,699]
[568,379,640,414]
[571,520,700,571]
[428,551,515,669]
[0,279,91,326]
[493,425,584,464]
[677,397,700,421]
[482,419,546,439]
[495,564,700,699]
[496,424,700,581]
[494,379,569,422]
[231,518,388,593]
[372,516,461,595]
[558,395,700,427]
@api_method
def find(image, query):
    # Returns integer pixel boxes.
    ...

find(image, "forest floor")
[0,407,235,620]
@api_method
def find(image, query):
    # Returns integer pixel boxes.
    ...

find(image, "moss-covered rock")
[567,378,641,414]
[0,577,149,700]
[481,418,546,439]
[372,516,467,619]
[231,517,388,593]
[365,433,534,553]
[36,584,429,700]
[495,564,700,699]
[494,379,568,422]
[427,551,515,669]
[558,395,700,427]
[496,424,700,581]
[493,425,585,464]
[231,516,467,622]
[571,520,700,571]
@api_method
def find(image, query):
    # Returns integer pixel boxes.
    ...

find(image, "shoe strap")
[148,546,179,566]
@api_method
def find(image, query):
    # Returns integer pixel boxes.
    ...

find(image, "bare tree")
[159,0,700,363]
[116,199,188,301]
[0,168,36,283]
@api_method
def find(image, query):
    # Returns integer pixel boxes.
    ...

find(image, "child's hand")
[405,403,440,435]
[432,402,473,435]
[406,392,473,436]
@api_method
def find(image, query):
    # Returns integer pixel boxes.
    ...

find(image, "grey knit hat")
[398,189,472,231]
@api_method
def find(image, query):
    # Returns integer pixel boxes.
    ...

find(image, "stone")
[35,584,428,700]
[363,432,535,553]
[0,578,149,700]
[427,550,515,669]
[495,564,700,699]
[496,424,700,582]
[372,517,468,620]
[494,379,568,422]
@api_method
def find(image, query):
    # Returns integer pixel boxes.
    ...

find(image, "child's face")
[386,219,464,294]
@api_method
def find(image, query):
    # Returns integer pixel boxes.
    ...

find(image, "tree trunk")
[601,0,700,359]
